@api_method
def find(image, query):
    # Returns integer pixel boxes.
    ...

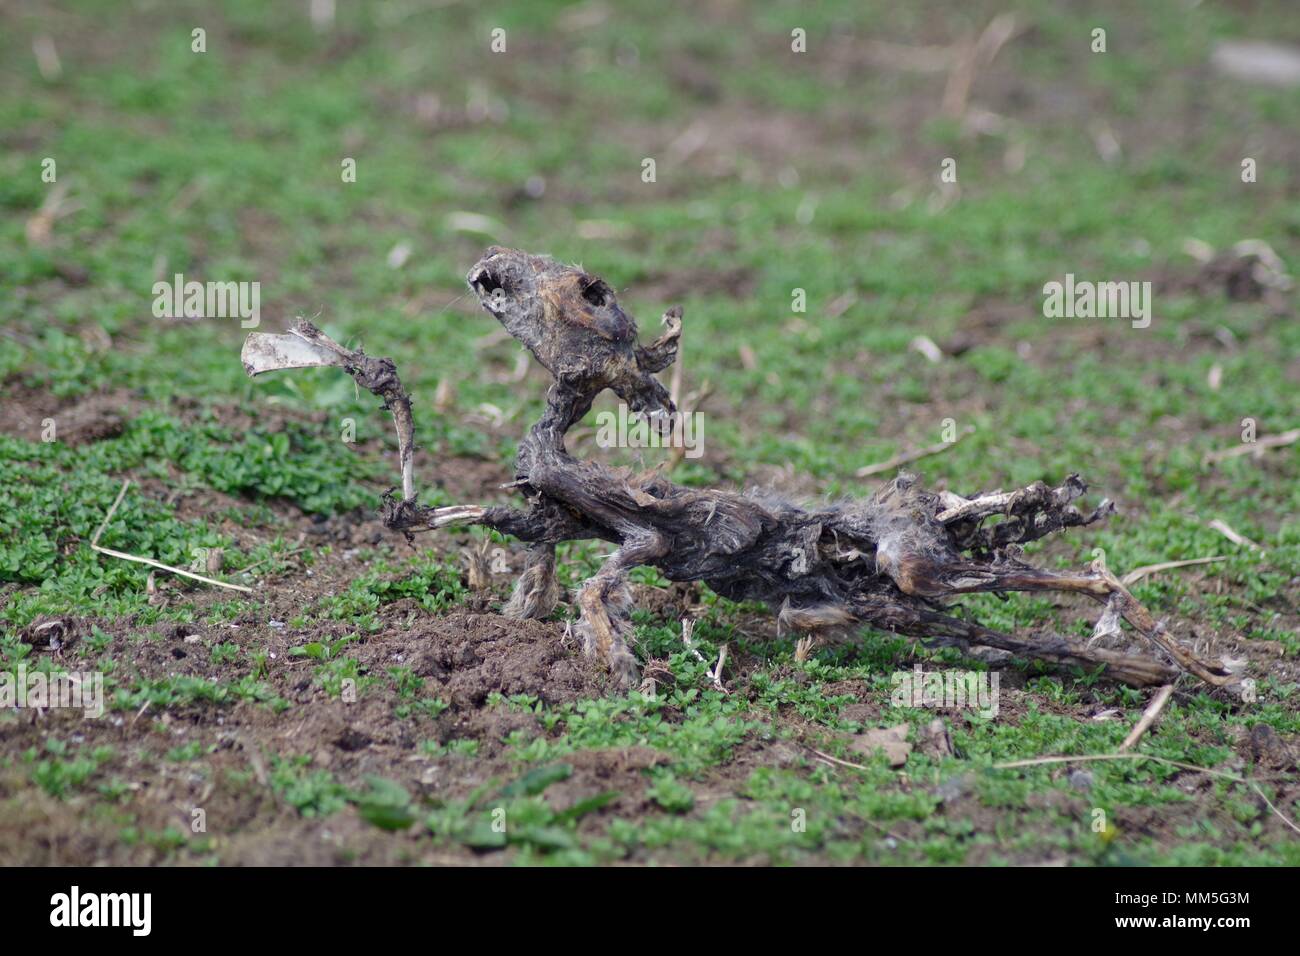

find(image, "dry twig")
[1202,428,1300,466]
[1208,518,1264,553]
[90,480,253,593]
[1119,684,1175,751]
[856,425,974,478]
[1120,556,1225,586]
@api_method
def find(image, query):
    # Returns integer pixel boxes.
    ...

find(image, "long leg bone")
[848,589,1181,686]
[909,607,1182,687]
[877,548,1235,685]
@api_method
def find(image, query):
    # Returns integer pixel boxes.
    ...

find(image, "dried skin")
[245,248,1240,692]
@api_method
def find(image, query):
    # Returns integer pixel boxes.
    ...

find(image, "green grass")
[0,0,1297,865]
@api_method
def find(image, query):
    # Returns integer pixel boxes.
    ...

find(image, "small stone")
[849,724,912,767]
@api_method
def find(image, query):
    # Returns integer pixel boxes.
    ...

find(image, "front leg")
[377,498,591,626]
[503,543,561,620]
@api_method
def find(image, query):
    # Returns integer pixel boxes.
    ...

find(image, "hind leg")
[878,547,1234,686]
[576,531,668,688]
[853,593,1181,686]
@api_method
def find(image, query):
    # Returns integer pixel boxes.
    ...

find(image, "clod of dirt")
[58,394,133,444]
[396,612,609,709]
[1241,724,1297,771]
[1173,239,1295,307]
[20,616,83,651]
[1201,251,1287,301]
[838,702,877,725]
[335,729,372,752]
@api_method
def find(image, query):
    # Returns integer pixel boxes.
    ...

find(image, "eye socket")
[476,270,504,295]
[581,277,611,307]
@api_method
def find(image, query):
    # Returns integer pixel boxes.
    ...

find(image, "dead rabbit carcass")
[242,247,1240,693]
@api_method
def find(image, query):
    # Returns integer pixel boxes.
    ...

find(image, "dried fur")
[308,247,1240,691]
